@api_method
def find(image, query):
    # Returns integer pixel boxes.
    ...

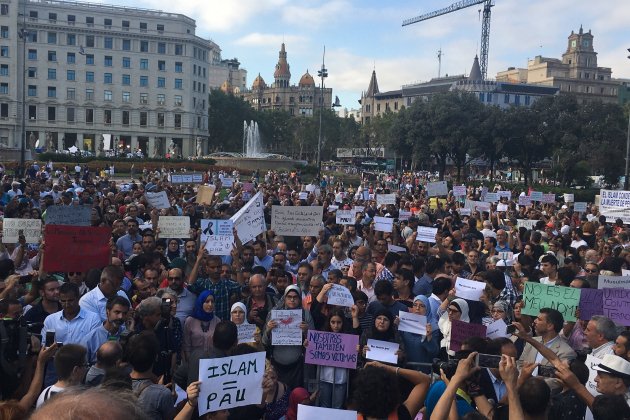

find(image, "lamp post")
[17,7,28,179]
[625,48,630,190]
[316,47,327,182]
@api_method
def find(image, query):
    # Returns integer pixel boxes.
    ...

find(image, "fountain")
[243,120,262,157]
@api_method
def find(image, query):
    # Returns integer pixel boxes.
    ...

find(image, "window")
[86,16,94,27]
[487,93,492,102]
[27,49,37,60]
[157,112,164,127]
[140,93,148,104]
[47,50,57,61]
[175,44,183,55]
[174,95,182,106]
[158,60,165,71]
[122,110,129,125]
[26,31,37,42]
[49,13,57,23]
[104,90,112,101]
[0,64,7,76]
[503,94,510,104]
[140,59,148,70]
[0,103,7,118]
[122,74,130,85]
[140,112,147,126]
[47,106,56,122]
[85,35,94,48]
[85,108,94,123]
[1,26,8,38]
[1,5,9,15]
[66,33,76,46]
[104,56,112,66]
[67,88,75,100]
[104,73,112,84]
[514,94,520,105]
[47,68,56,80]
[174,79,182,89]
[0,83,7,94]
[67,52,75,64]
[192,81,196,91]
[86,71,94,82]
[174,114,182,128]
[140,41,148,52]
[104,18,112,29]
[85,89,94,101]
[157,24,164,32]
[66,70,75,81]
[140,76,148,87]
[122,91,130,102]
[157,77,165,88]
[175,62,182,73]
[47,86,56,98]
[67,15,75,25]
[525,95,531,106]
[158,43,166,54]
[29,105,37,119]
[67,107,75,122]
[479,92,485,102]
[157,94,165,105]
[28,85,37,96]
[29,10,37,21]
[140,22,147,32]
[86,54,94,65]
[122,57,131,68]
[104,37,113,49]
[0,46,7,57]
[122,39,131,51]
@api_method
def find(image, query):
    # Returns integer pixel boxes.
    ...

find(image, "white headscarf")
[438,298,470,355]
[230,302,249,325]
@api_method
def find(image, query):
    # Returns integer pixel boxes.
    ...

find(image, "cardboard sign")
[564,193,575,203]
[271,206,323,237]
[145,191,171,209]
[2,218,42,243]
[237,324,257,344]
[455,277,486,301]
[297,405,357,420]
[529,191,543,201]
[598,276,630,289]
[198,352,266,415]
[196,185,216,205]
[305,330,359,369]
[201,219,234,256]
[518,196,532,206]
[158,216,190,238]
[579,289,604,321]
[373,216,393,233]
[366,339,399,364]
[417,226,438,243]
[398,312,427,335]
[398,210,412,221]
[376,194,396,207]
[271,309,303,345]
[45,206,91,226]
[574,202,587,213]
[326,284,354,307]
[486,319,509,339]
[450,320,487,352]
[230,192,265,244]
[602,288,630,326]
[336,210,356,226]
[522,282,580,322]
[426,181,448,197]
[43,225,111,272]
[453,185,467,197]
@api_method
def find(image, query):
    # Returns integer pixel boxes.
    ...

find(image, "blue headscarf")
[192,290,215,322]
[414,295,439,333]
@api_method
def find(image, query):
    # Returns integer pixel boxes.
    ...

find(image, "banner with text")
[271,206,323,237]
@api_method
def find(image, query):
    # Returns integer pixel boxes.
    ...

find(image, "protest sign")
[230,192,265,244]
[574,202,587,213]
[602,288,630,326]
[598,275,630,289]
[242,182,254,192]
[450,320,487,352]
[271,310,303,345]
[271,206,323,237]
[145,191,171,209]
[522,282,580,322]
[297,405,357,420]
[517,219,537,230]
[170,173,203,184]
[237,324,257,344]
[336,210,356,225]
[2,218,41,243]
[476,201,491,212]
[464,199,476,210]
[299,192,309,200]
[497,203,508,212]
[306,184,317,193]
[455,277,486,301]
[529,191,543,201]
[398,312,427,335]
[366,339,399,364]
[376,194,396,207]
[353,206,365,214]
[45,205,91,226]
[374,216,393,233]
[201,219,234,256]
[579,289,604,321]
[623,269,630,277]
[518,196,532,206]
[417,226,438,243]
[43,225,111,272]
[486,319,509,339]
[453,185,467,197]
[484,192,499,202]
[328,204,339,212]
[198,352,266,415]
[196,185,216,205]
[398,210,412,221]
[564,193,575,203]
[600,189,630,224]
[542,193,556,204]
[305,331,359,369]
[388,244,407,253]
[158,216,190,238]
[584,355,602,397]
[426,181,448,197]
[459,208,471,216]
[326,284,354,307]
[221,177,234,188]
[498,251,514,266]
[498,191,512,200]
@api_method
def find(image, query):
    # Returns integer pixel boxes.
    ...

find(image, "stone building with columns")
[1,0,217,158]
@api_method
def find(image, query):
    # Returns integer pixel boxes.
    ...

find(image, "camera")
[160,298,172,319]
[432,359,459,379]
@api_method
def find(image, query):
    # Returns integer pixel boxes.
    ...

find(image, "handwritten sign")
[374,216,393,233]
[145,191,171,209]
[201,219,234,256]
[459,208,472,216]
[305,331,359,369]
[426,181,448,197]
[336,210,356,226]
[198,351,266,415]
[450,320,487,352]
[453,185,467,197]
[376,194,396,207]
[366,339,399,364]
[221,177,234,188]
[564,193,575,203]
[398,312,427,335]
[237,324,257,344]
[2,218,41,243]
[271,206,323,237]
[299,192,309,200]
[158,216,190,238]
[584,354,602,397]
[271,309,303,345]
[498,191,512,200]
[522,282,580,322]
[602,288,630,326]
[417,226,438,243]
[196,185,216,205]
[484,192,499,202]
[579,289,604,321]
[518,196,532,206]
[455,277,486,301]
[297,405,357,420]
[353,206,365,214]
[398,210,412,221]
[517,219,537,230]
[486,319,509,339]
[326,284,354,307]
[45,206,91,226]
[230,192,266,244]
[574,202,587,213]
[43,225,111,272]
[529,191,543,202]
[497,203,508,212]
[598,276,630,289]
[542,193,556,204]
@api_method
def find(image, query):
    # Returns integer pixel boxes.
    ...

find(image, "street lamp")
[625,48,630,190]
[316,47,328,182]
[17,13,28,179]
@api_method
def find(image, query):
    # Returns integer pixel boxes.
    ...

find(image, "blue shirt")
[413,274,433,297]
[253,254,273,271]
[79,286,130,322]
[116,233,142,259]
[41,307,102,345]
[81,323,125,363]
[487,368,507,402]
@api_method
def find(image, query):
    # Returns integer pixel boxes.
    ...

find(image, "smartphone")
[19,274,33,284]
[476,353,502,369]
[56,342,64,347]
[538,365,556,378]
[45,331,55,347]
[506,325,517,335]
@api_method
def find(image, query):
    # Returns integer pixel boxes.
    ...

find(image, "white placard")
[230,192,266,244]
[600,189,630,224]
[299,192,308,200]
[221,177,234,188]
[598,275,630,289]
[476,202,491,212]
[623,269,630,276]
[201,219,234,256]
[374,216,393,233]
[518,196,532,206]
[336,210,356,225]
[498,191,512,200]
[427,181,448,197]
[158,216,190,238]
[564,193,575,203]
[198,352,266,415]
[484,192,499,202]
[417,226,438,243]
[237,324,257,344]
[271,309,303,345]
[326,284,354,308]
[498,251,514,266]
[388,244,407,253]
[2,218,41,243]
[486,319,509,339]
[145,191,171,209]
[584,354,602,397]
[271,206,323,237]
[574,202,587,213]
[459,208,472,216]
[530,191,543,201]
[517,219,537,230]
[453,185,467,197]
[398,312,427,335]
[454,277,486,301]
[399,210,412,221]
[327,205,338,212]
[297,405,357,420]
[497,203,508,212]
[353,206,365,214]
[174,384,188,407]
[376,194,396,207]
[306,184,317,193]
[366,339,399,364]
[542,193,556,204]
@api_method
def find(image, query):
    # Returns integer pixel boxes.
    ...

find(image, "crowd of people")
[0,165,629,420]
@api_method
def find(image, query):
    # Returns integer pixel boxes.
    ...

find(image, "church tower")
[562,25,597,78]
[273,43,291,88]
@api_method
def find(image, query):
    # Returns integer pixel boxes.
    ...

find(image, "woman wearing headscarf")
[398,295,440,369]
[165,238,182,263]
[182,290,221,362]
[358,308,405,366]
[438,298,470,357]
[230,302,262,349]
[262,285,315,390]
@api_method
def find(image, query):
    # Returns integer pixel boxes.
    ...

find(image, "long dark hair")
[324,309,352,334]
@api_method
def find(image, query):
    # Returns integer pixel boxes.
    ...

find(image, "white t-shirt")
[36,384,65,408]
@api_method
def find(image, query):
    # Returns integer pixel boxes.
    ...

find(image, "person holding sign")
[230,302,261,349]
[438,298,470,357]
[359,308,405,366]
[398,295,440,367]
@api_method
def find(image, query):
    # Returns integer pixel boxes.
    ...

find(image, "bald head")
[96,341,123,368]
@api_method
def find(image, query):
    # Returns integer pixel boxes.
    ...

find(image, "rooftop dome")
[252,73,266,89]
[299,70,315,87]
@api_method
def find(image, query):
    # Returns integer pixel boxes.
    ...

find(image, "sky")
[97,0,630,110]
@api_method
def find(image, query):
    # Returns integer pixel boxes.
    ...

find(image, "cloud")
[234,33,307,47]
[281,0,352,28]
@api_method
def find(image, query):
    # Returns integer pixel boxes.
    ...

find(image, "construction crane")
[403,0,494,80]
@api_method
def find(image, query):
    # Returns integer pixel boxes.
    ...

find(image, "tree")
[503,106,547,187]
[207,90,256,152]
[470,105,508,182]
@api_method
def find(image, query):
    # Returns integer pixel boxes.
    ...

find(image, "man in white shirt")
[79,265,130,321]
[585,315,617,359]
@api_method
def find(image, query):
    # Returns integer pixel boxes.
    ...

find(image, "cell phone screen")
[538,365,556,378]
[476,353,502,369]
[506,325,517,335]
[45,331,55,347]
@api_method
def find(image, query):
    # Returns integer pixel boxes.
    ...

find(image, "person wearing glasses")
[162,268,195,325]
[438,298,470,357]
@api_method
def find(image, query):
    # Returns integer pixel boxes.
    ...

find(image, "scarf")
[192,290,215,322]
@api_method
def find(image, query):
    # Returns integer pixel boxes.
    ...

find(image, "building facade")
[0,0,218,158]
[240,43,332,117]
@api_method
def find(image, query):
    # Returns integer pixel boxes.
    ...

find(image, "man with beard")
[23,276,62,324]
[81,296,130,364]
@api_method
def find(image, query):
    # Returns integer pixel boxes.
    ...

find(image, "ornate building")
[240,43,332,116]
